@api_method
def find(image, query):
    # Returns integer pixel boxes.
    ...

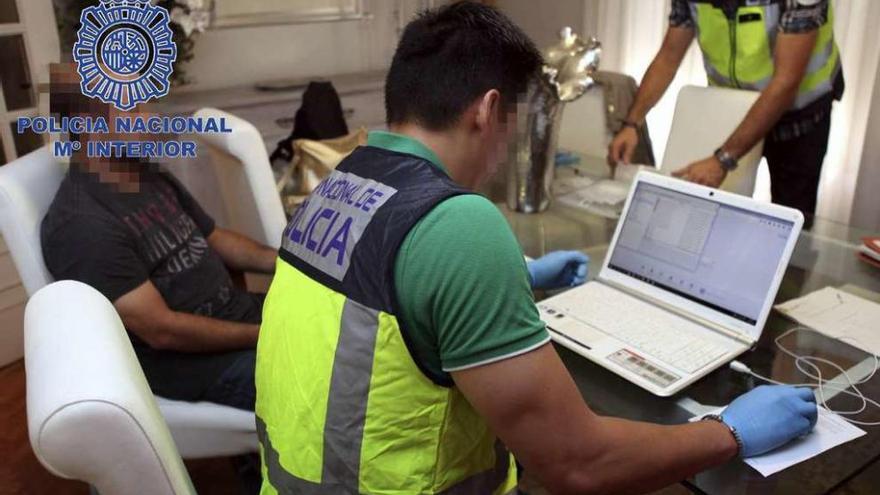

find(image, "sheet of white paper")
[552,175,595,196]
[557,179,629,205]
[585,180,630,205]
[557,192,623,219]
[553,165,656,218]
[691,407,865,477]
[775,287,880,356]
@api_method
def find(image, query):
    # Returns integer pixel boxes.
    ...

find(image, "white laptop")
[539,172,803,396]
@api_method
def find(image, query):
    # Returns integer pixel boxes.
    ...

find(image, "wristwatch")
[714,147,738,171]
[702,414,744,456]
[621,119,639,130]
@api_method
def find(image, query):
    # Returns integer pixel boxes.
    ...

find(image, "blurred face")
[106,105,165,144]
[482,109,517,183]
[465,90,517,188]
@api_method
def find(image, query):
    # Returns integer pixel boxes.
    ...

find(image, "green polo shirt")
[367,131,549,379]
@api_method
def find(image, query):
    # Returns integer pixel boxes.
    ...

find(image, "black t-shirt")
[41,166,263,400]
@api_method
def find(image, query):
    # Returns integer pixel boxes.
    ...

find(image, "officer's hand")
[721,385,818,458]
[527,251,589,290]
[607,126,639,169]
[672,156,727,188]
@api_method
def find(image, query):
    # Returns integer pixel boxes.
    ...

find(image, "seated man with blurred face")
[40,65,275,412]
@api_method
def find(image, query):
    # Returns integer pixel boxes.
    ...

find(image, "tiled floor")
[0,360,241,495]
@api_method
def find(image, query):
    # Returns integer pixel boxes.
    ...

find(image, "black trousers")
[763,111,832,229]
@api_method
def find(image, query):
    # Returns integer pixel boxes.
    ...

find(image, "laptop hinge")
[601,278,755,347]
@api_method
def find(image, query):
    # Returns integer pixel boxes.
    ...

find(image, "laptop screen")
[607,182,795,325]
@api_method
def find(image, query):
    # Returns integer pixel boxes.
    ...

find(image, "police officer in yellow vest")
[256,2,818,494]
[609,0,842,228]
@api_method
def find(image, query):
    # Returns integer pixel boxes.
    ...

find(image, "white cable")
[728,327,880,427]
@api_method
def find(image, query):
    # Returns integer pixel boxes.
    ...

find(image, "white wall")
[851,61,880,231]
[495,0,591,50]
[498,0,701,166]
[178,1,417,92]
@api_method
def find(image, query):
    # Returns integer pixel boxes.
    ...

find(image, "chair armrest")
[25,281,194,495]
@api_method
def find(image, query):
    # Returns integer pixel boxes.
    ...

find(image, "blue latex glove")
[527,251,589,290]
[721,385,818,458]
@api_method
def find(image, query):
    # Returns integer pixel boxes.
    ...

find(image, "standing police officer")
[609,0,842,228]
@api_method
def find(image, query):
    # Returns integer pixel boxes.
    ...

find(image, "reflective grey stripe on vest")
[703,39,838,109]
[763,3,780,56]
[793,42,840,109]
[257,298,512,494]
[258,416,326,495]
[703,59,772,89]
[322,299,378,489]
[258,298,378,494]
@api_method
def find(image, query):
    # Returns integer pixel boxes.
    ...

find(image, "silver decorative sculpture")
[507,27,601,213]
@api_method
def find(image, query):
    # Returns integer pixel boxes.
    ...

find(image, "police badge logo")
[73,0,177,111]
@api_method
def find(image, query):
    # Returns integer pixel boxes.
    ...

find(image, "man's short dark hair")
[385,1,543,130]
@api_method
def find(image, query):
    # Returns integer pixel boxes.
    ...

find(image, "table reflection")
[493,155,880,494]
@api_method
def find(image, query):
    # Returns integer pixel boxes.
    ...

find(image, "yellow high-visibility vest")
[255,146,517,494]
[690,0,840,109]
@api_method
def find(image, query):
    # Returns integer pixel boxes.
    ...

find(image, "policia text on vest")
[283,171,397,281]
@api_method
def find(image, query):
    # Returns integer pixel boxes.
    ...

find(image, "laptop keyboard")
[543,283,730,374]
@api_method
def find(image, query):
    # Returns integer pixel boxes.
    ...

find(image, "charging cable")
[728,327,880,427]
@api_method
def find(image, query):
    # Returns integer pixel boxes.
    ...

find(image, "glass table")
[496,156,880,494]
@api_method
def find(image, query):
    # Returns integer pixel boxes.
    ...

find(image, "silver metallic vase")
[507,28,601,213]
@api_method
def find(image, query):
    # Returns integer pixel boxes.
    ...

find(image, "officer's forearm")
[453,344,738,495]
[721,78,800,159]
[625,27,695,124]
[625,65,673,124]
[626,58,678,124]
[568,416,738,495]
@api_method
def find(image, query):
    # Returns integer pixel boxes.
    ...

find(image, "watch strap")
[714,147,738,171]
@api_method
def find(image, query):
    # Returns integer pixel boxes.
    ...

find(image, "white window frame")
[0,0,59,164]
[211,0,372,29]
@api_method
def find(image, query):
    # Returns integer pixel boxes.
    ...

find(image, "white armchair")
[0,146,65,296]
[659,85,763,197]
[191,107,287,249]
[170,107,288,294]
[0,147,258,459]
[0,147,65,367]
[26,280,196,495]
